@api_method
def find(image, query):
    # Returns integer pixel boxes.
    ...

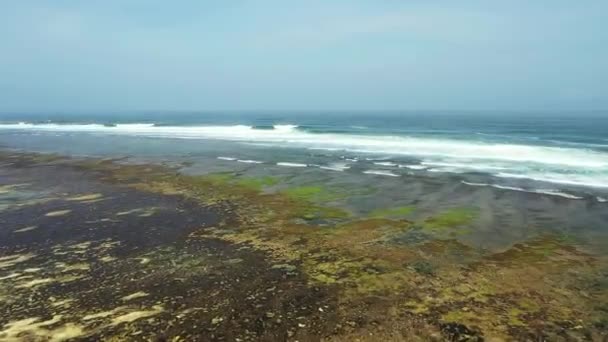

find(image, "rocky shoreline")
[0,151,606,341]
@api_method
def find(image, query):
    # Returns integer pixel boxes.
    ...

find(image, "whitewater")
[1,122,607,189]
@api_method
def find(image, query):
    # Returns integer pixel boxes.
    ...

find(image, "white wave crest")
[496,172,608,189]
[461,181,583,199]
[363,170,400,177]
[421,161,509,171]
[318,162,350,172]
[272,124,299,132]
[534,189,583,200]
[237,159,263,164]
[1,122,606,167]
[461,181,490,187]
[399,164,428,170]
[373,161,398,167]
[277,162,308,168]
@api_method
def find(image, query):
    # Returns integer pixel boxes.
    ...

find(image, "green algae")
[507,307,526,326]
[483,236,593,267]
[282,186,327,200]
[191,173,279,192]
[408,260,435,276]
[202,172,235,184]
[236,176,279,191]
[369,206,415,218]
[281,185,350,203]
[302,254,415,294]
[423,208,477,232]
[296,205,351,221]
[441,310,482,325]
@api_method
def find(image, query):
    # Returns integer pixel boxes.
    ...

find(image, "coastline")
[0,151,607,341]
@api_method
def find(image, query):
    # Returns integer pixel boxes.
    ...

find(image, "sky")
[0,1,607,112]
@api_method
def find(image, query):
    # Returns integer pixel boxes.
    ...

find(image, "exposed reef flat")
[0,151,606,341]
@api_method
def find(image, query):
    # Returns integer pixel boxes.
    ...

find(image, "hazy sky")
[1,1,606,112]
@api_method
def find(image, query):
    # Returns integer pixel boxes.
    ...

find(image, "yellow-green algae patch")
[195,172,281,192]
[13,225,37,233]
[423,208,477,230]
[100,256,117,262]
[0,316,83,342]
[136,257,151,265]
[121,291,149,301]
[236,176,280,191]
[0,183,29,194]
[110,306,163,326]
[83,307,128,321]
[59,263,90,272]
[16,278,55,288]
[69,241,92,249]
[45,210,72,217]
[83,305,164,327]
[116,207,159,217]
[369,206,415,218]
[66,193,104,201]
[281,185,345,202]
[0,253,36,269]
[50,298,75,308]
[0,273,21,280]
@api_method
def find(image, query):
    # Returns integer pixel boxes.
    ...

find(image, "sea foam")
[363,170,400,177]
[373,161,398,167]
[461,181,583,199]
[277,162,308,168]
[1,122,608,188]
[237,159,263,164]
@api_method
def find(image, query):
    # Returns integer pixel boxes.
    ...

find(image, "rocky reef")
[0,151,606,341]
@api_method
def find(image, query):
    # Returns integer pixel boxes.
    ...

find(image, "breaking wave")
[1,122,607,188]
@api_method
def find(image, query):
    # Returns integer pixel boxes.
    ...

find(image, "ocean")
[1,111,607,199]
